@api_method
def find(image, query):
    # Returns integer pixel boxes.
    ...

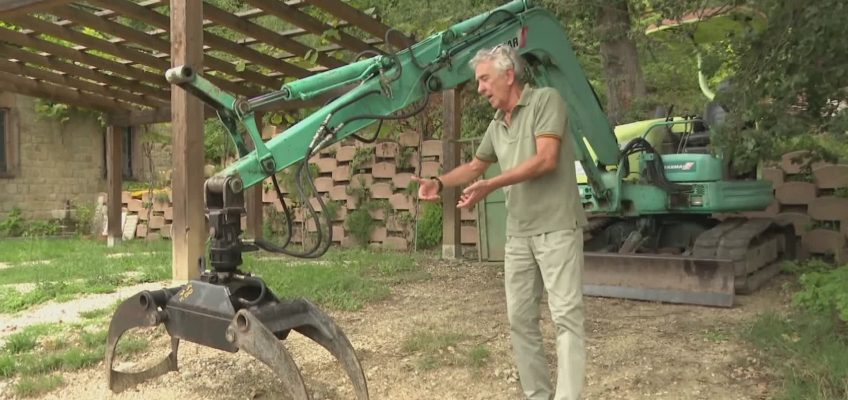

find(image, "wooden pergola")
[0,0,464,280]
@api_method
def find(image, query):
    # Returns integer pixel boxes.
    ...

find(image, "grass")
[745,310,848,400]
[0,237,431,397]
[401,329,490,371]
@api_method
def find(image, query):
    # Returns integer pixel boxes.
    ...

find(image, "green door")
[478,163,506,261]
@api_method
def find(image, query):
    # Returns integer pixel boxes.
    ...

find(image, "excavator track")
[582,216,796,307]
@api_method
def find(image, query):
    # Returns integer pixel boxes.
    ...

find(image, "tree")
[596,0,647,125]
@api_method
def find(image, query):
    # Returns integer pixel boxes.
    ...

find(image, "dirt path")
[5,258,790,400]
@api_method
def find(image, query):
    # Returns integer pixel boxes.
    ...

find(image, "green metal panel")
[479,163,506,262]
[655,154,724,182]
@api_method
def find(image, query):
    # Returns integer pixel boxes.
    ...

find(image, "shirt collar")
[494,83,533,122]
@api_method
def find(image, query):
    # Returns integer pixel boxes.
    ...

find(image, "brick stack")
[120,189,173,240]
[744,150,848,263]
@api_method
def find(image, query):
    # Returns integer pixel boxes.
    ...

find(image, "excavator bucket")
[583,252,735,307]
[105,281,369,400]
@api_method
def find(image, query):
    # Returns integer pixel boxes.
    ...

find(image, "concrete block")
[341,236,359,248]
[761,167,784,187]
[420,161,440,178]
[146,232,161,241]
[802,228,846,257]
[164,207,173,220]
[314,177,334,193]
[372,162,396,178]
[461,226,478,245]
[149,215,166,229]
[337,146,356,162]
[390,193,413,211]
[375,142,399,158]
[121,191,132,204]
[349,174,373,189]
[808,196,848,222]
[128,199,143,212]
[775,182,817,205]
[382,236,408,250]
[331,206,347,222]
[398,131,420,147]
[393,173,413,190]
[136,224,148,238]
[314,158,337,174]
[461,206,476,221]
[386,214,408,232]
[330,186,347,201]
[370,226,387,242]
[813,164,848,190]
[138,211,149,221]
[369,207,385,220]
[422,140,442,158]
[161,224,172,238]
[332,165,351,182]
[332,224,345,242]
[371,183,393,199]
[781,150,812,174]
[262,188,278,203]
[774,212,813,236]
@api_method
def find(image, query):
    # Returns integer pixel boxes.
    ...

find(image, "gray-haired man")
[412,45,588,400]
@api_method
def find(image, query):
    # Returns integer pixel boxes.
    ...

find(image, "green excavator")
[105,1,793,398]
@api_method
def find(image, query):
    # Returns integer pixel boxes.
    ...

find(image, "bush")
[793,264,848,321]
[0,207,24,237]
[346,209,375,247]
[416,202,442,249]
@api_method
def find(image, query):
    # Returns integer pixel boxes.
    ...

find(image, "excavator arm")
[166,0,621,205]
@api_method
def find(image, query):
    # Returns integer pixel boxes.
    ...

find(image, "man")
[412,44,589,400]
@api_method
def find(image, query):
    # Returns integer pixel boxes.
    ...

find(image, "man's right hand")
[411,176,440,201]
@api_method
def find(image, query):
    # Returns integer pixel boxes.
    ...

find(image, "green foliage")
[416,202,443,249]
[71,201,95,236]
[346,209,375,247]
[746,311,848,400]
[717,0,848,171]
[13,374,64,398]
[792,264,848,322]
[350,146,375,173]
[0,207,24,237]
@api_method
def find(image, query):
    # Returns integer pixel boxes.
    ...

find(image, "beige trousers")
[504,228,585,400]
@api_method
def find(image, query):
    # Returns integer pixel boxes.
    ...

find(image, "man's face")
[475,60,514,111]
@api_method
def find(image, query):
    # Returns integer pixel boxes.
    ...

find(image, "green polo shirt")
[475,84,588,237]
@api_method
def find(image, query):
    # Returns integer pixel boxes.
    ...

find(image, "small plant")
[13,374,64,398]
[350,147,374,173]
[346,209,375,247]
[23,220,61,238]
[397,147,416,170]
[0,207,24,237]
[416,202,443,249]
[71,201,95,236]
[467,344,490,368]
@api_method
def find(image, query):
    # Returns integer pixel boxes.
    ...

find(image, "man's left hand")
[458,179,495,209]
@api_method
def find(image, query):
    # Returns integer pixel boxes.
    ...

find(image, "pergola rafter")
[0,0,412,125]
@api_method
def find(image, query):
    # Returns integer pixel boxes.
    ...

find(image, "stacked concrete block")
[741,151,848,263]
[119,189,173,240]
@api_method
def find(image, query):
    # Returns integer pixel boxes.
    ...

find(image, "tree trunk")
[597,0,646,125]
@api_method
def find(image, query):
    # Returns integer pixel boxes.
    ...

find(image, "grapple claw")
[226,310,311,400]
[106,289,181,393]
[255,299,369,400]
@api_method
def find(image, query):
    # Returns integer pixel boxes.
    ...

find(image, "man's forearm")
[488,155,554,189]
[438,161,488,188]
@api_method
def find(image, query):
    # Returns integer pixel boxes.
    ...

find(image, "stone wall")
[118,129,480,252]
[738,151,848,263]
[0,94,106,220]
[0,94,173,221]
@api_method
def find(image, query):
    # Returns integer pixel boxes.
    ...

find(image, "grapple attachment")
[105,176,368,399]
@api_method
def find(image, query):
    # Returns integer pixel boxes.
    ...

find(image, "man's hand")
[411,176,440,201]
[458,179,495,209]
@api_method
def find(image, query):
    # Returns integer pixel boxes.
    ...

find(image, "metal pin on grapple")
[105,176,369,399]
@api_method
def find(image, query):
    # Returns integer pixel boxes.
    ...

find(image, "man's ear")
[505,68,515,86]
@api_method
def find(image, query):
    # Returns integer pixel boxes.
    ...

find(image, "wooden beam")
[0,58,165,108]
[0,0,72,17]
[106,125,123,247]
[304,0,412,49]
[50,5,265,96]
[245,0,380,55]
[170,0,205,281]
[108,104,225,126]
[0,73,130,113]
[203,2,345,69]
[0,26,167,89]
[89,0,305,81]
[441,87,462,259]
[0,42,170,102]
[244,112,264,240]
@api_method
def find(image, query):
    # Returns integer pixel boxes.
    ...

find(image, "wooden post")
[244,113,264,239]
[170,0,204,281]
[106,125,123,247]
[441,86,462,259]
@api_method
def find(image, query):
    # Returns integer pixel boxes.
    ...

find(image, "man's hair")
[469,45,525,81]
